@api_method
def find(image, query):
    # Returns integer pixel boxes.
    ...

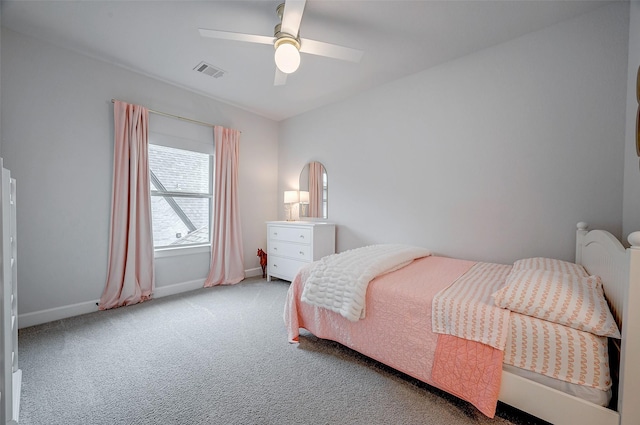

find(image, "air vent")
[193,61,226,78]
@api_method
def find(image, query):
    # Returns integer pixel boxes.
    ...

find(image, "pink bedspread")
[432,334,504,417]
[284,256,477,399]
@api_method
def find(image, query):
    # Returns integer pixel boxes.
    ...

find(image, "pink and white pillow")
[511,257,588,278]
[493,269,620,338]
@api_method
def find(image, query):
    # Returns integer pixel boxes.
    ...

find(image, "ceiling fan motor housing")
[274,23,300,45]
[274,31,300,51]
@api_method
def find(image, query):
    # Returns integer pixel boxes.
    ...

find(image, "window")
[149,144,213,249]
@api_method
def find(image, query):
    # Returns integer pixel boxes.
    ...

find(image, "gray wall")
[623,2,640,238]
[1,28,279,318]
[279,3,629,265]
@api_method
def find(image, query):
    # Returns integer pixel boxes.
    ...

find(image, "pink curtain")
[99,101,155,310]
[204,126,245,286]
[308,161,324,218]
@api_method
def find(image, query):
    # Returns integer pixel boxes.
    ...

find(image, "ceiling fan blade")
[280,0,306,37]
[199,28,274,45]
[299,38,364,63]
[274,68,288,86]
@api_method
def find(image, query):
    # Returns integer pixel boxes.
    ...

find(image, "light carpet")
[18,277,548,424]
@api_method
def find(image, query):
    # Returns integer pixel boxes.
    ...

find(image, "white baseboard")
[153,278,205,298]
[19,269,262,329]
[244,267,263,278]
[19,299,100,329]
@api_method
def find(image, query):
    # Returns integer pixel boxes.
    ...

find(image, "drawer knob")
[273,247,278,251]
[273,232,278,236]
[273,264,278,268]
[299,235,305,239]
[299,251,305,255]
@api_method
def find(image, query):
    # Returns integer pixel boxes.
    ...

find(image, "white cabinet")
[266,221,335,282]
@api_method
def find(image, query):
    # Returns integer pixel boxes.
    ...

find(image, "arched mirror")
[299,161,328,219]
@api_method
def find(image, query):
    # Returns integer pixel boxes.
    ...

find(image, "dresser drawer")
[266,221,335,282]
[268,256,306,281]
[268,225,311,244]
[268,240,312,262]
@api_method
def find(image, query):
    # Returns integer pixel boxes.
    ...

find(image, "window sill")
[155,244,211,258]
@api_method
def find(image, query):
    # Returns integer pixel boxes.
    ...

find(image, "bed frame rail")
[499,372,619,425]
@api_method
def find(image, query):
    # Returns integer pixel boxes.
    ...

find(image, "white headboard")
[575,222,628,327]
[575,222,640,425]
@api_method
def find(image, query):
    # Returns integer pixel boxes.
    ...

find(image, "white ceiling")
[1,0,614,121]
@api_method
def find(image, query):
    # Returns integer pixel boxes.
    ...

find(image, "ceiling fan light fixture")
[274,37,301,74]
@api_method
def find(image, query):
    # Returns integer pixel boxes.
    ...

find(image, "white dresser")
[266,221,335,282]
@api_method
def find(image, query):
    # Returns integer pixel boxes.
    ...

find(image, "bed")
[283,223,640,425]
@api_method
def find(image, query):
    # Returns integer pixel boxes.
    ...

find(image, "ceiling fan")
[199,0,364,86]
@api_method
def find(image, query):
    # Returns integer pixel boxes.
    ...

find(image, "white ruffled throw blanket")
[301,244,432,321]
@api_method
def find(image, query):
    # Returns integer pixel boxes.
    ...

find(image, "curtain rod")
[111,98,218,129]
